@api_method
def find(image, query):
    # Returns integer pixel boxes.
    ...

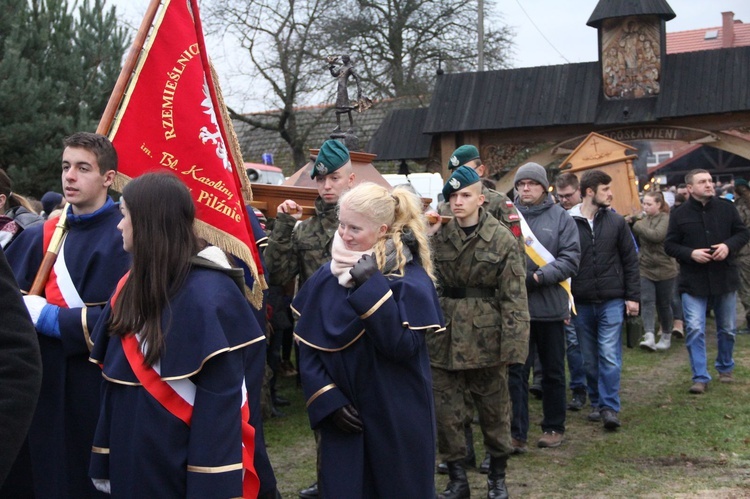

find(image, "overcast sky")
[111,0,750,113]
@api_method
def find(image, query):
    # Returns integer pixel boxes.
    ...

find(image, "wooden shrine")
[561,132,641,215]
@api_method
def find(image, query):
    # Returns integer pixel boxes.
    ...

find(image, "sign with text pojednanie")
[108,0,264,304]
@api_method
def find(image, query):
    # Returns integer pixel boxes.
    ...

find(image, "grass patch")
[265,324,750,497]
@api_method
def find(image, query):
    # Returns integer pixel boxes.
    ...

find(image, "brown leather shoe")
[511,438,528,454]
[537,431,563,448]
[689,381,708,394]
[719,372,734,383]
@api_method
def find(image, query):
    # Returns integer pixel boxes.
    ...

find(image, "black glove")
[332,404,363,433]
[349,253,378,287]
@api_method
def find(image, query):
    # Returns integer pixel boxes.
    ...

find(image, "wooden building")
[367,0,750,197]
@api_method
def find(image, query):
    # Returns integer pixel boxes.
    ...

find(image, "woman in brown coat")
[631,191,679,351]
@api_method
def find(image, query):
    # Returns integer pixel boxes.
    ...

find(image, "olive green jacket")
[631,212,678,281]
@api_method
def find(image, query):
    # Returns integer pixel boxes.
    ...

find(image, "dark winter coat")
[570,205,640,304]
[664,196,750,296]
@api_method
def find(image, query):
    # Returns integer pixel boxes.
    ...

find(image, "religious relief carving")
[601,16,661,99]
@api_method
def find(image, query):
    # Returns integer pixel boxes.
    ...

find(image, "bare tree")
[323,0,514,99]
[204,0,337,169]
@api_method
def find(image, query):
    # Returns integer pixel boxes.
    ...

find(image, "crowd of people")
[0,133,748,499]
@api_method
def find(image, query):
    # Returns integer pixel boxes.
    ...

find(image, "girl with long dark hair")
[88,173,266,497]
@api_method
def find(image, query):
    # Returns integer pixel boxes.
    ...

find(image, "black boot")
[438,460,470,499]
[487,456,509,499]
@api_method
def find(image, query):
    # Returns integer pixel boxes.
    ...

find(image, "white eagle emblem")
[316,163,328,175]
[449,178,461,190]
[450,155,459,167]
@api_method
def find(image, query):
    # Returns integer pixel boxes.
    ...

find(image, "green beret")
[311,140,350,179]
[735,178,749,189]
[443,165,480,200]
[448,145,481,170]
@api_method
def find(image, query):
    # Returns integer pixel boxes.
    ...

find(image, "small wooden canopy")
[561,132,641,215]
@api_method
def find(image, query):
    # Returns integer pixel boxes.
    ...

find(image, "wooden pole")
[28,0,163,296]
[97,0,163,135]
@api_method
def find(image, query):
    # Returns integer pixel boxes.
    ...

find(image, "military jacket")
[264,197,338,287]
[439,185,523,250]
[428,209,530,370]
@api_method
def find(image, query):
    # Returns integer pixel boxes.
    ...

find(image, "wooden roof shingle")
[422,46,750,134]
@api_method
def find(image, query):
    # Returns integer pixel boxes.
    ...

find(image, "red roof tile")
[667,22,750,54]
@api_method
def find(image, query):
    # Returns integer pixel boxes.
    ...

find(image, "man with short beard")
[569,170,639,431]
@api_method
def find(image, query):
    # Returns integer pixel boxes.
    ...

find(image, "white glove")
[23,295,48,326]
[92,478,111,494]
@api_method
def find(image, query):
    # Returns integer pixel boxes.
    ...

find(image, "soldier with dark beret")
[439,145,523,245]
[429,166,530,499]
[264,138,355,499]
[436,145,524,474]
[265,139,355,289]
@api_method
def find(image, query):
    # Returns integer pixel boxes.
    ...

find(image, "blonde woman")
[293,182,444,498]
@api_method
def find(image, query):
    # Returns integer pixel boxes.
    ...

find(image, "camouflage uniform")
[439,185,523,251]
[733,195,750,318]
[428,208,530,461]
[264,197,338,287]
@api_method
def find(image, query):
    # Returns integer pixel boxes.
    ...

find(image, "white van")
[382,172,444,210]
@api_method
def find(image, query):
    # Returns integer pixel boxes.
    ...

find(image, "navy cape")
[88,265,266,498]
[293,261,444,498]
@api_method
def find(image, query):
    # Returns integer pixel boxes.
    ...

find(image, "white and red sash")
[42,217,83,308]
[110,274,259,497]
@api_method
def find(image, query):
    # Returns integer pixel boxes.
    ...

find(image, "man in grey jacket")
[509,163,580,449]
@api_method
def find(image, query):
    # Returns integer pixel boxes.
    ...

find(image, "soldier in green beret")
[265,139,354,289]
[429,166,530,499]
[435,145,523,475]
[264,138,355,499]
[439,145,523,246]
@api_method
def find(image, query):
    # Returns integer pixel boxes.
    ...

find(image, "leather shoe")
[587,408,601,422]
[298,482,318,498]
[272,394,290,407]
[719,372,734,383]
[511,438,528,454]
[537,431,563,448]
[689,381,708,394]
[601,408,621,430]
[567,390,586,411]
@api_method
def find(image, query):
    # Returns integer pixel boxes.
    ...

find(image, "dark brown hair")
[108,173,200,365]
[579,170,612,197]
[685,169,710,185]
[554,172,579,191]
[62,132,118,174]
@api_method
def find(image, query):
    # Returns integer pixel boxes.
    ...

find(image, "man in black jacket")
[665,169,750,394]
[569,170,640,430]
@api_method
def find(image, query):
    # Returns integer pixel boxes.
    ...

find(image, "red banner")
[107,0,264,305]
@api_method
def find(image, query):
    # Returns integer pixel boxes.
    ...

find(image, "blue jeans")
[573,299,625,413]
[565,321,586,393]
[681,292,736,383]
